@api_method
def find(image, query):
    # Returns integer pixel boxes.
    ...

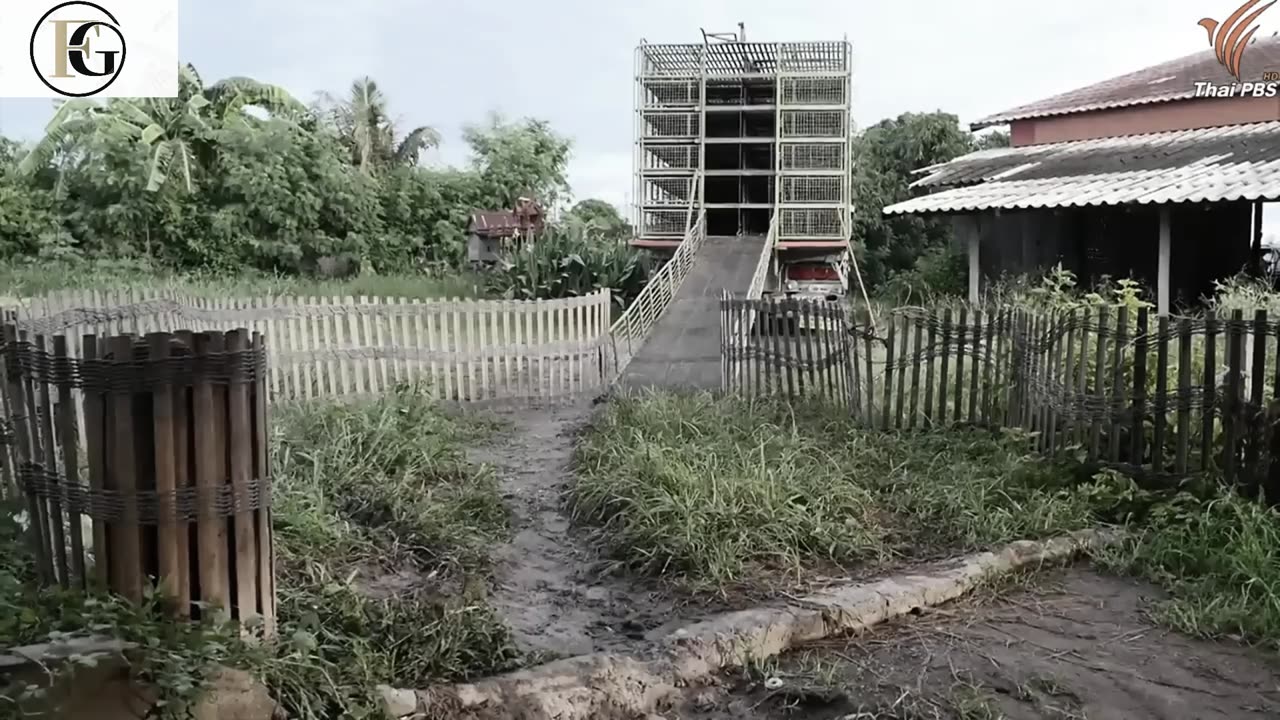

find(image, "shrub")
[486,222,650,311]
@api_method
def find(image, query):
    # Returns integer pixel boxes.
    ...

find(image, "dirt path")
[469,402,694,660]
[675,568,1280,720]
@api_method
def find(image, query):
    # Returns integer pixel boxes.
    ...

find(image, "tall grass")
[265,386,520,715]
[573,393,1098,591]
[0,261,484,300]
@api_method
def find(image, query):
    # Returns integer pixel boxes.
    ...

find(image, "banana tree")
[19,63,303,193]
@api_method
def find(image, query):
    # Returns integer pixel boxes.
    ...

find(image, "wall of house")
[965,202,1255,307]
[1009,96,1280,146]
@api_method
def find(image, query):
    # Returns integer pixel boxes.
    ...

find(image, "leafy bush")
[487,222,651,310]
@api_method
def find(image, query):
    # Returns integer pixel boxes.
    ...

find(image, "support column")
[1158,206,1171,316]
[959,215,980,304]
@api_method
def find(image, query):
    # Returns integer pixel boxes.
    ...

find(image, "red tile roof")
[972,35,1280,129]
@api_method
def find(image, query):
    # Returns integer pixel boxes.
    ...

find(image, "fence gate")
[720,293,855,407]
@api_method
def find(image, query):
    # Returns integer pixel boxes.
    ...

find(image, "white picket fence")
[1,288,614,405]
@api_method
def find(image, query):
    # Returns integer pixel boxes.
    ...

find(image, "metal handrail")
[609,210,708,377]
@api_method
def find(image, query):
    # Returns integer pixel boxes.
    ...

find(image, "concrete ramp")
[620,234,767,391]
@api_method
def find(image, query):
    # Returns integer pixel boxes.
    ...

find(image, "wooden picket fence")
[720,295,855,406]
[722,299,1280,497]
[1,288,615,406]
[1,326,276,630]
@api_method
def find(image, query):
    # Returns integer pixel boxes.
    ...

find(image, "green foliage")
[877,242,969,304]
[3,66,574,285]
[851,111,976,290]
[486,222,650,310]
[463,113,572,208]
[0,499,255,719]
[565,199,632,242]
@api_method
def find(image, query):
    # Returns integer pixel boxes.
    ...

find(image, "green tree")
[851,111,976,288]
[21,64,301,193]
[316,77,439,173]
[463,114,572,208]
[565,198,632,241]
[974,129,1011,150]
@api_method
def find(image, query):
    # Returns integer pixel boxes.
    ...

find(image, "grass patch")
[0,261,484,300]
[266,386,519,714]
[1096,486,1280,649]
[572,392,1098,592]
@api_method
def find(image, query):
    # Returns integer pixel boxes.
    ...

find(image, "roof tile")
[883,121,1280,214]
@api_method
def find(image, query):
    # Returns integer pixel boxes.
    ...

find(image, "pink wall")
[1010,95,1280,146]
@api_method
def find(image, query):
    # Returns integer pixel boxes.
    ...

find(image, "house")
[467,197,545,267]
[884,35,1280,314]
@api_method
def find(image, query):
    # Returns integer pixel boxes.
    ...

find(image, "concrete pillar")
[958,215,980,304]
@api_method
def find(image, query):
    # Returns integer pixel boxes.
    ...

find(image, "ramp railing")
[722,215,777,389]
[609,210,707,378]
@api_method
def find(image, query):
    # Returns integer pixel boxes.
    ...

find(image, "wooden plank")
[954,308,967,425]
[1222,310,1244,487]
[107,334,143,602]
[923,309,938,427]
[35,335,69,587]
[192,332,229,619]
[1174,318,1193,476]
[895,311,910,424]
[909,313,924,428]
[881,313,895,428]
[226,330,259,627]
[4,325,50,584]
[80,334,109,588]
[1152,315,1170,474]
[1202,311,1218,473]
[1245,310,1267,496]
[1047,312,1068,455]
[1060,310,1078,449]
[1130,309,1149,468]
[172,330,193,617]
[19,330,54,587]
[1089,307,1109,461]
[1108,308,1129,464]
[54,336,86,588]
[980,308,997,426]
[254,331,276,636]
[147,332,182,602]
[937,309,953,425]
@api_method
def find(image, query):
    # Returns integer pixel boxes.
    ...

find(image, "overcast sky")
[0,0,1252,214]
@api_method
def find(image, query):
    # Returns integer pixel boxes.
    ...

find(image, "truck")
[759,250,851,331]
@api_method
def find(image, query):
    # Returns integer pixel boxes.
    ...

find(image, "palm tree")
[20,63,303,192]
[316,76,439,173]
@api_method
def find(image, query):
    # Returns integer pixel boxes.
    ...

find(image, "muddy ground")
[675,568,1280,720]
[467,402,712,660]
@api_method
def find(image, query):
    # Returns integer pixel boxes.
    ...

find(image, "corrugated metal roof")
[971,35,1280,129]
[883,121,1280,215]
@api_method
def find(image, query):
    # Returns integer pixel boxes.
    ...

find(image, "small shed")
[884,37,1280,314]
[467,197,545,267]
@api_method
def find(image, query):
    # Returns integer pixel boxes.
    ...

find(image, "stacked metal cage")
[633,37,852,244]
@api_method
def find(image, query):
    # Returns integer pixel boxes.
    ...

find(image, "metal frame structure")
[633,30,852,246]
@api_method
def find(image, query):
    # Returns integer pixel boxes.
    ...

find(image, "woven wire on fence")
[19,464,271,523]
[1,336,267,392]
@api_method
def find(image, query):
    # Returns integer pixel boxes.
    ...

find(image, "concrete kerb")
[382,528,1121,720]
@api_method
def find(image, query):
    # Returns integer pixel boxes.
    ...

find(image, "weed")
[572,393,1099,592]
[266,387,521,715]
[1096,488,1280,648]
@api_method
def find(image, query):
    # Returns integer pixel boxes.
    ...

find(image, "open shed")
[884,37,1280,314]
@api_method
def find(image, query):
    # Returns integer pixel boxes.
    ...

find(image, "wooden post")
[1158,206,1171,317]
